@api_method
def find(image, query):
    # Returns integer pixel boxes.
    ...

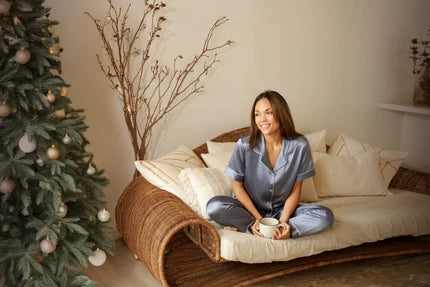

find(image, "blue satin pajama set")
[206,134,334,238]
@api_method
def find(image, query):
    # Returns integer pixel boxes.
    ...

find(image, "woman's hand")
[251,219,264,237]
[273,223,291,240]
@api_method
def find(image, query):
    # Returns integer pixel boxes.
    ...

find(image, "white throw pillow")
[328,133,408,187]
[206,141,237,154]
[312,151,390,197]
[135,145,205,205]
[201,151,232,170]
[179,168,232,219]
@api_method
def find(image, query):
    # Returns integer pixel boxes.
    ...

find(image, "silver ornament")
[62,134,72,145]
[89,248,107,266]
[15,48,31,64]
[87,165,96,175]
[97,209,110,222]
[40,237,56,254]
[36,158,44,167]
[18,133,36,153]
[59,203,68,218]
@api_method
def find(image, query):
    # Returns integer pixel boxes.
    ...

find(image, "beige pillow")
[179,168,232,219]
[328,133,408,187]
[312,151,390,197]
[207,141,237,154]
[135,145,205,205]
[201,151,232,170]
[304,129,327,153]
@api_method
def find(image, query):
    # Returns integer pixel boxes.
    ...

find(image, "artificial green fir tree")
[0,0,115,286]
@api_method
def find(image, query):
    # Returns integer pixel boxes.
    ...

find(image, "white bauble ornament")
[97,209,110,222]
[62,134,72,145]
[86,165,96,175]
[89,248,106,266]
[54,109,65,118]
[59,203,68,218]
[40,237,56,254]
[0,178,15,194]
[15,48,31,64]
[18,133,36,153]
[36,158,44,167]
[0,0,11,15]
[46,145,60,160]
[0,101,12,117]
[21,208,29,216]
[46,90,56,103]
[2,223,10,233]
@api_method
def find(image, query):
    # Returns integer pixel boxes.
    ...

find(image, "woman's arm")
[232,180,264,236]
[275,180,303,239]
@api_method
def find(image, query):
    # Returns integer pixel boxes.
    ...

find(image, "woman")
[206,90,334,239]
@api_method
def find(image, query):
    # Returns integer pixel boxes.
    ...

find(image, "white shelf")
[378,103,430,116]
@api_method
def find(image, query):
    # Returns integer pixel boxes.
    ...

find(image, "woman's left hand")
[273,223,291,240]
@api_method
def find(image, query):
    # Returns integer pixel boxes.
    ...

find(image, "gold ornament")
[46,90,56,103]
[13,16,21,25]
[59,203,68,218]
[54,109,65,118]
[48,25,56,34]
[49,44,61,56]
[46,145,60,160]
[60,87,68,97]
[0,101,12,117]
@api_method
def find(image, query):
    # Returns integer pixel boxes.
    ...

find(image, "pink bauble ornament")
[59,203,68,218]
[18,133,36,153]
[15,48,31,64]
[0,0,11,15]
[89,248,107,266]
[0,102,12,117]
[46,145,60,160]
[40,237,56,254]
[0,178,15,194]
[97,209,110,222]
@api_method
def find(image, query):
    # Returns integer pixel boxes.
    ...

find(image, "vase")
[413,64,430,106]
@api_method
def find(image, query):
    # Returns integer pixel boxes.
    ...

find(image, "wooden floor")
[83,238,430,287]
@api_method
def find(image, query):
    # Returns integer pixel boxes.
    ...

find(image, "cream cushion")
[179,168,232,219]
[328,133,408,187]
[135,145,205,205]
[217,190,430,263]
[207,141,237,154]
[312,151,390,197]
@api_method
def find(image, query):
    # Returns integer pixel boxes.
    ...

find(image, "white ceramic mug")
[259,217,288,239]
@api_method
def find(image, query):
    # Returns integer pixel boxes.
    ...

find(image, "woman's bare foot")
[224,226,238,231]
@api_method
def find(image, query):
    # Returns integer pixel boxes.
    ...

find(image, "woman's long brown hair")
[249,90,302,149]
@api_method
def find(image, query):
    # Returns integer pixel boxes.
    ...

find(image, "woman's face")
[254,98,280,137]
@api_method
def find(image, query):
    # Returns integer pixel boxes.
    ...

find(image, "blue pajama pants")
[206,196,334,238]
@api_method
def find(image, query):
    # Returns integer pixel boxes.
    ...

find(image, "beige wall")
[45,0,430,234]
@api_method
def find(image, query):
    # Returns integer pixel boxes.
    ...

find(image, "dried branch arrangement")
[87,0,232,162]
[410,29,429,74]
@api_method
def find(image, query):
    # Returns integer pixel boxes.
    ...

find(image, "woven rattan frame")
[115,127,430,286]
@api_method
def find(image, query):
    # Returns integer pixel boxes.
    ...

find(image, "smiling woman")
[206,90,334,240]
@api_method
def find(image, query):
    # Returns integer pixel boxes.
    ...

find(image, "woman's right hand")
[251,219,264,237]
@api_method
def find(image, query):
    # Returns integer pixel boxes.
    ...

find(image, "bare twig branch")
[87,0,232,164]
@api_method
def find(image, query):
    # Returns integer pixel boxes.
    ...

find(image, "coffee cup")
[259,217,288,238]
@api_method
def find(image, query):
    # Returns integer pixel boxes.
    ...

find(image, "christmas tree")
[0,0,115,286]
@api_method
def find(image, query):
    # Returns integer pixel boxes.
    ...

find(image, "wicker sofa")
[115,127,430,287]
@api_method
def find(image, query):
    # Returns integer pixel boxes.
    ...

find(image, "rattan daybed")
[115,127,430,287]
